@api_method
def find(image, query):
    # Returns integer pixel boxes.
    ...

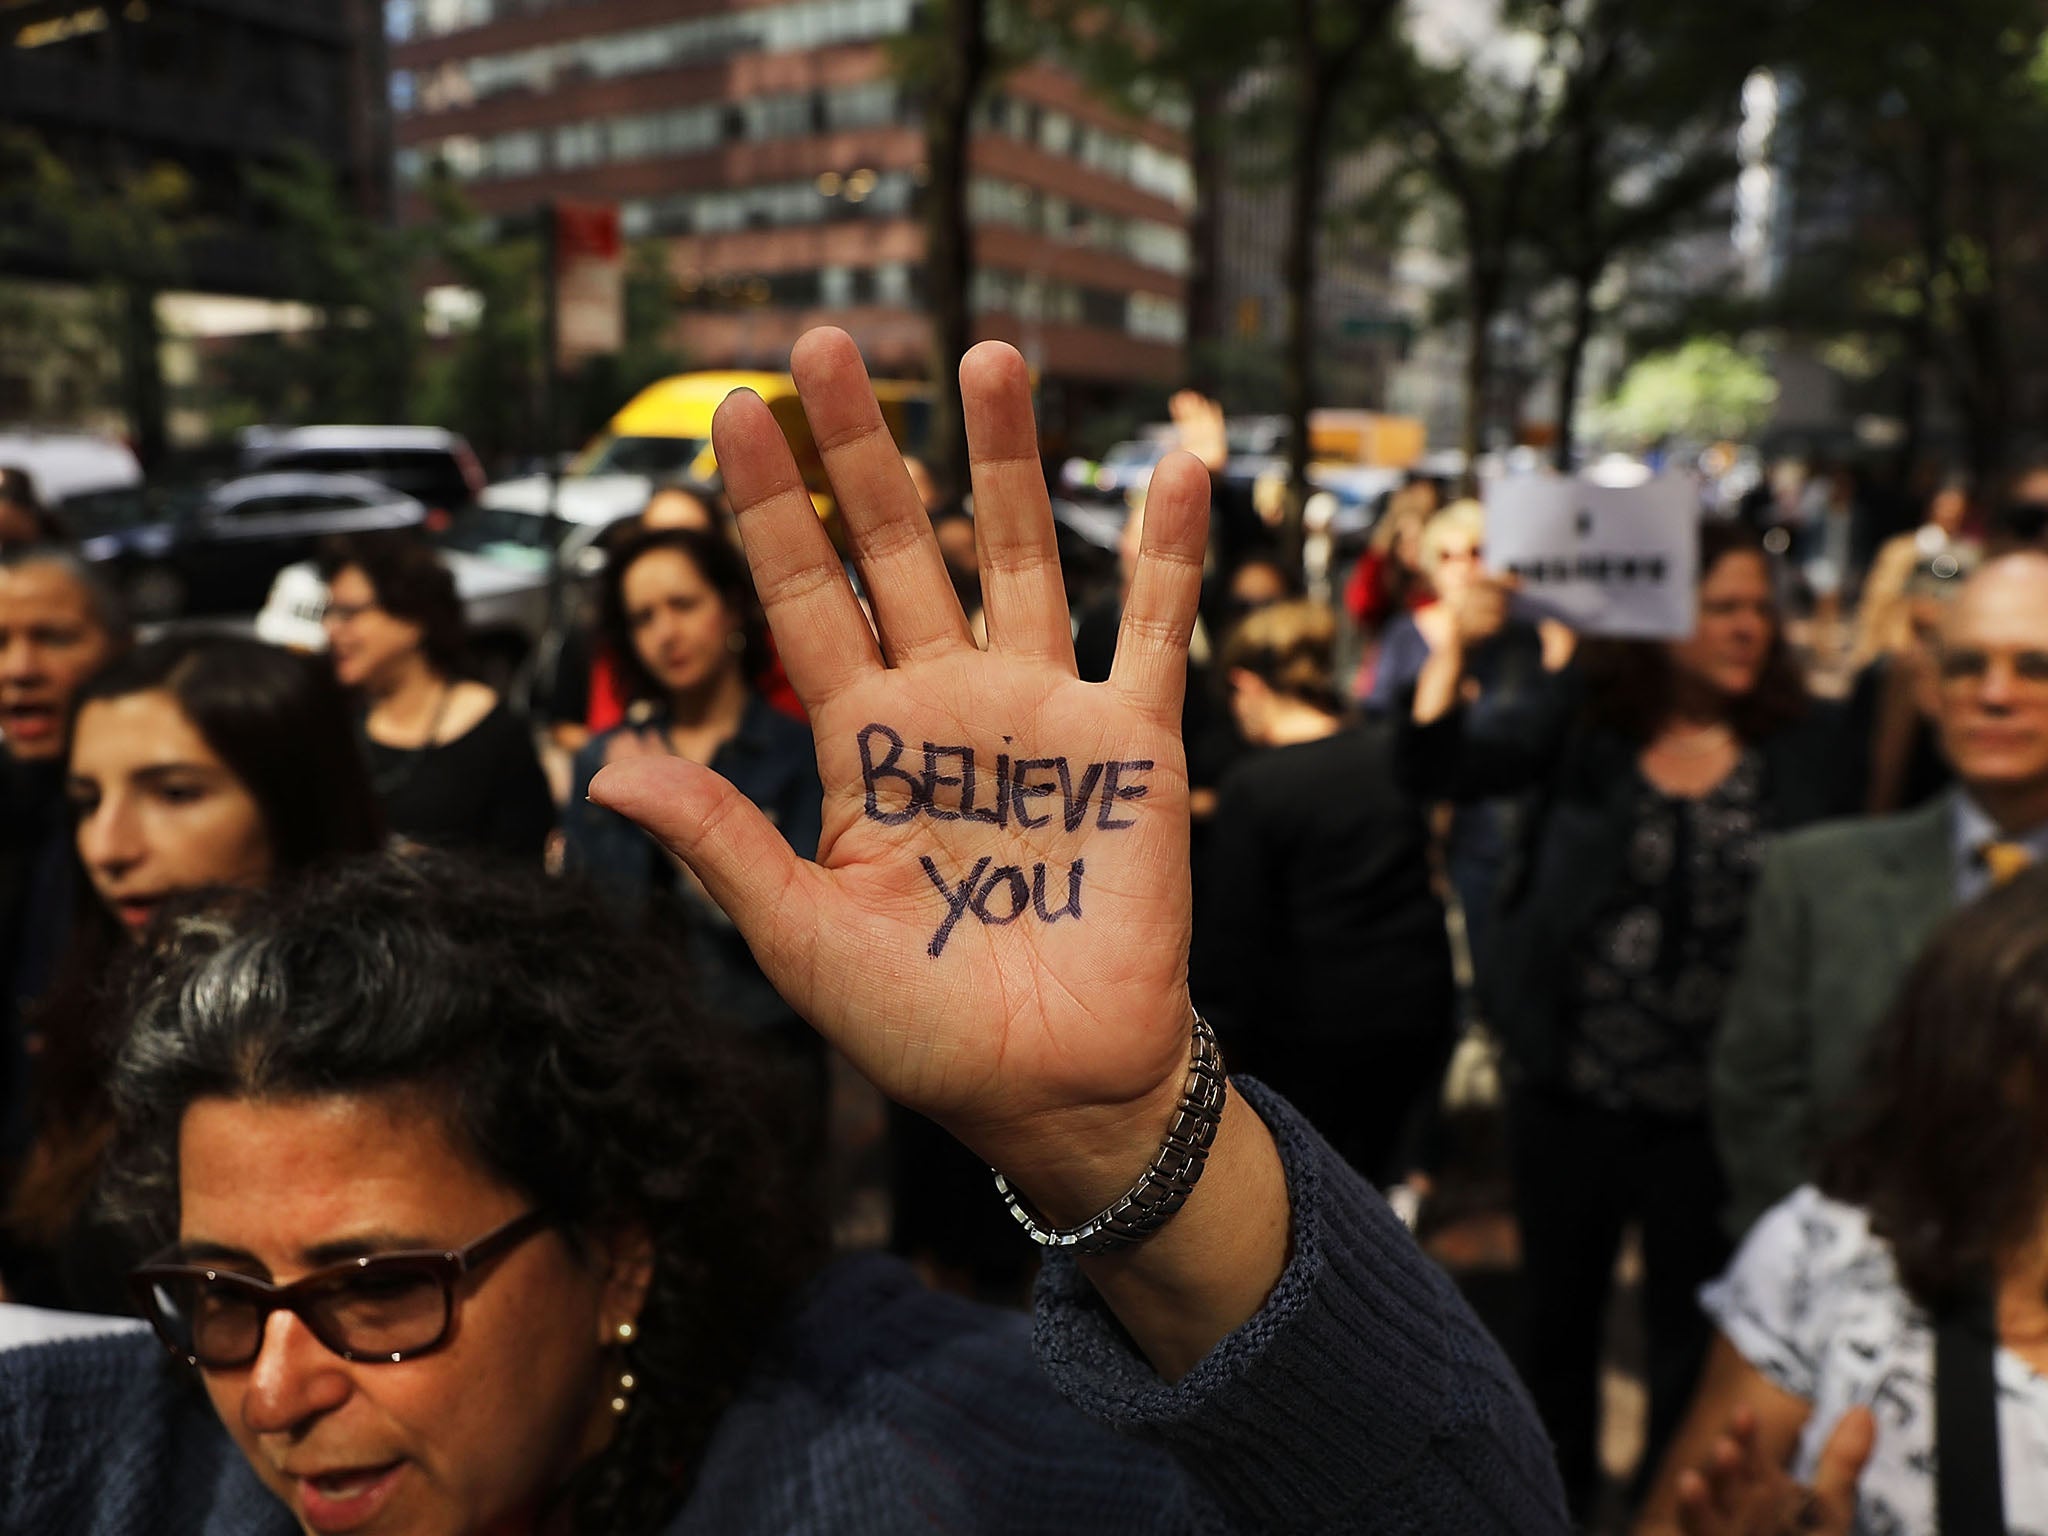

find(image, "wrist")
[991,1012,1204,1230]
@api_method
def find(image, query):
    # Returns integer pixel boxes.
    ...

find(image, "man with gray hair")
[1714,548,2048,1233]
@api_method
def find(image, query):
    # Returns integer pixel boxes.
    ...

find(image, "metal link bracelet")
[992,1012,1228,1256]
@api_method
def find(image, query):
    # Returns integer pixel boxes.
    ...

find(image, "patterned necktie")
[1980,840,2036,889]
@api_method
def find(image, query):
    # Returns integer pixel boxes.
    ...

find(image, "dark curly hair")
[100,850,828,1532]
[600,525,769,704]
[1578,521,1808,744]
[319,530,469,677]
[1819,865,2048,1308]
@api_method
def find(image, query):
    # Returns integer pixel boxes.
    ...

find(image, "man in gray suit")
[1714,549,2048,1234]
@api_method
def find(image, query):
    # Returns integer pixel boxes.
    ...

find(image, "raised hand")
[1168,389,1229,475]
[1673,1406,1874,1536]
[590,329,1215,1228]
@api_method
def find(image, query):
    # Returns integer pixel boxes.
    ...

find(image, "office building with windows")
[0,0,392,450]
[385,0,1195,435]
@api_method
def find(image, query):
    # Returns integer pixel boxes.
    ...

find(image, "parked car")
[0,430,144,533]
[75,472,425,622]
[1060,438,1171,503]
[238,426,486,526]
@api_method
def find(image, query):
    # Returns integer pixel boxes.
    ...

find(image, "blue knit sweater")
[0,1085,1566,1533]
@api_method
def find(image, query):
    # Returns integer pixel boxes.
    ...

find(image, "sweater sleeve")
[0,1331,291,1535]
[1032,1080,1569,1534]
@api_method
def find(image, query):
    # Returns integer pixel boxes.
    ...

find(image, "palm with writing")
[593,331,1208,1218]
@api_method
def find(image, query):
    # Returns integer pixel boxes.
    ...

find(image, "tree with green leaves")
[1591,336,1778,444]
[410,173,546,473]
[1526,0,1770,469]
[0,129,194,464]
[1278,0,1401,557]
[892,0,999,503]
[1768,0,2048,492]
[1387,3,1571,484]
[217,145,421,428]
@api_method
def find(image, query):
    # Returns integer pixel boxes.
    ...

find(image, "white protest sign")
[1484,475,1699,640]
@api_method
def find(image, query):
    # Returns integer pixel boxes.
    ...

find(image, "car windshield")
[437,504,559,571]
[572,434,707,478]
[58,485,153,537]
[1103,441,1162,467]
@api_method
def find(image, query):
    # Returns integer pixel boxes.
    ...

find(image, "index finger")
[712,386,882,710]
[790,328,973,664]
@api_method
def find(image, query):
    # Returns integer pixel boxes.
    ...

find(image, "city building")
[384,0,1195,443]
[0,0,392,450]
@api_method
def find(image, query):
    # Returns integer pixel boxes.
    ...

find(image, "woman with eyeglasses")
[320,532,554,864]
[1,333,1568,1535]
[1402,520,1855,1520]
[1,633,381,1312]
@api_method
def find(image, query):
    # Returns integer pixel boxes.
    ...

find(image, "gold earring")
[609,1319,638,1416]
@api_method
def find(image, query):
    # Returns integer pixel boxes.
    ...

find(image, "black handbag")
[1935,1282,2008,1535]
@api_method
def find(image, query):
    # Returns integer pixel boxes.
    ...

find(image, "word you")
[856,723,1152,957]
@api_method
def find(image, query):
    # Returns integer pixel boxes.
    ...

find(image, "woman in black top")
[320,532,554,862]
[1197,599,1453,1185]
[1401,521,1852,1520]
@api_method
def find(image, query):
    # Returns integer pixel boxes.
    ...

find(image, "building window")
[823,79,901,131]
[1128,291,1185,343]
[555,121,604,169]
[390,70,416,114]
[403,0,922,113]
[489,130,543,178]
[1037,109,1076,158]
[744,93,815,141]
[874,262,913,307]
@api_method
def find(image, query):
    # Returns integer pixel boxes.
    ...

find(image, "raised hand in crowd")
[593,330,1285,1379]
[1640,1403,1873,1536]
[1168,389,1229,476]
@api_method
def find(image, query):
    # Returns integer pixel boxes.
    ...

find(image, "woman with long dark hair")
[320,531,554,862]
[1404,520,1853,1518]
[1639,866,2048,1534]
[1,633,381,1308]
[563,525,820,1037]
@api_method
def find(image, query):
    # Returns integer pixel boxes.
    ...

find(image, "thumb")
[1811,1405,1875,1514]
[588,756,814,965]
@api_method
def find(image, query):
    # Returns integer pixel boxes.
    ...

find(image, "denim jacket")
[563,693,823,915]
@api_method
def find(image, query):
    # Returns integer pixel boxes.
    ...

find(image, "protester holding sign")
[1400,521,1855,1521]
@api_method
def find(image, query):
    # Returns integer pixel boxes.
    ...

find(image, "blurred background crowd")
[12,0,2048,1529]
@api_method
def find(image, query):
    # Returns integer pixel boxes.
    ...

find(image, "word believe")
[857,723,1152,957]
[857,723,1152,832]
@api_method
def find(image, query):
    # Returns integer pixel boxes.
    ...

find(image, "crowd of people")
[0,328,2043,1535]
